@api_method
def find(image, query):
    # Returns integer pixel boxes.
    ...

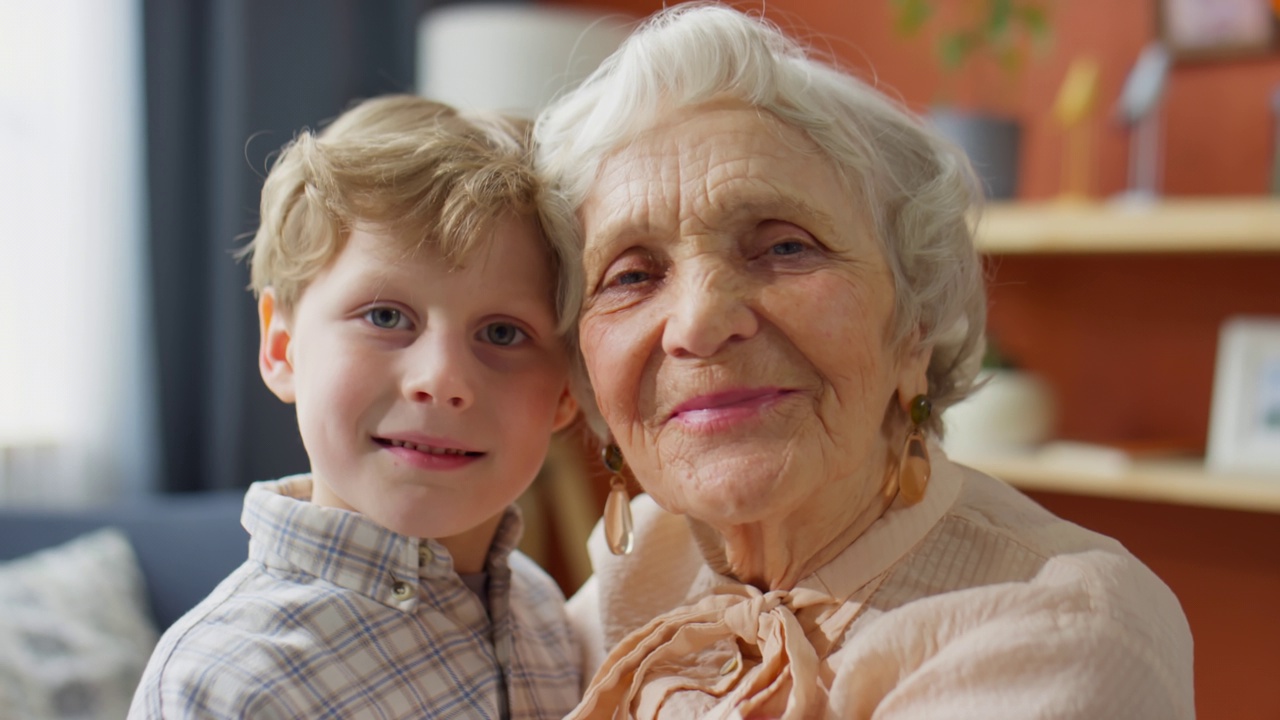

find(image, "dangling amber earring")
[601,443,634,555]
[898,395,933,505]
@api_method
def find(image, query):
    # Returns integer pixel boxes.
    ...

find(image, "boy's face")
[257,219,576,545]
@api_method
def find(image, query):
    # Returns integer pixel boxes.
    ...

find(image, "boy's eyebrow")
[333,261,406,306]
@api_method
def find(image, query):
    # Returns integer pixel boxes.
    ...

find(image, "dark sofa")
[0,489,248,630]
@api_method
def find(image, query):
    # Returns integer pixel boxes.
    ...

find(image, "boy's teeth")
[389,439,467,455]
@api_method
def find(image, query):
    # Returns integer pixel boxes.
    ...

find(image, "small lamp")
[417,4,631,118]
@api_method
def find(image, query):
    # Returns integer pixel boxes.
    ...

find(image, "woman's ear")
[551,384,580,432]
[258,288,296,403]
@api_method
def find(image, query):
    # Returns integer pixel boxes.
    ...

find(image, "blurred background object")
[1051,56,1101,199]
[890,0,1054,199]
[0,0,154,506]
[1114,42,1172,205]
[943,339,1056,461]
[417,3,630,118]
[1158,0,1276,61]
[1206,316,1280,476]
[1272,83,1280,193]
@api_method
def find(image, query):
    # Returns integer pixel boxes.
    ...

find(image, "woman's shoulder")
[922,460,1188,638]
[950,462,1129,557]
[830,461,1194,717]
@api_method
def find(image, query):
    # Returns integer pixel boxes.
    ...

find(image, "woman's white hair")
[535,2,987,436]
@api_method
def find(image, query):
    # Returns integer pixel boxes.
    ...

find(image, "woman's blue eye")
[483,322,527,346]
[615,270,649,286]
[771,240,806,256]
[367,308,404,329]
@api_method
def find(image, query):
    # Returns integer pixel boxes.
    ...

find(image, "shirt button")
[720,656,739,676]
[418,545,434,565]
[392,581,413,601]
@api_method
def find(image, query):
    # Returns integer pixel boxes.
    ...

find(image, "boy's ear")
[258,288,296,403]
[551,384,579,433]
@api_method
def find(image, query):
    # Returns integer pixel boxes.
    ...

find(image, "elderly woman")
[535,4,1193,719]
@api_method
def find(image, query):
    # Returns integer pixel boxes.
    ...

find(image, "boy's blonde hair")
[243,94,581,335]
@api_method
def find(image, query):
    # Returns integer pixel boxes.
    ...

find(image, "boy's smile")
[257,218,577,565]
[374,433,485,469]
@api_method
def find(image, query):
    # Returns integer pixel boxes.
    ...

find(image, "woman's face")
[578,102,929,529]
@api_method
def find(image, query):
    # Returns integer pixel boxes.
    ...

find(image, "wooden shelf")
[965,453,1280,514]
[975,197,1280,254]
[965,198,1280,510]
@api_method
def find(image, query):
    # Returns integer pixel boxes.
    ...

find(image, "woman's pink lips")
[668,388,792,426]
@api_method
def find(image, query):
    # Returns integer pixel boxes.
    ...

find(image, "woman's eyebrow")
[583,219,656,269]
[584,193,839,264]
[719,195,838,235]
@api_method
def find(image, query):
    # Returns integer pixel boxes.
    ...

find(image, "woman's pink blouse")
[566,450,1194,719]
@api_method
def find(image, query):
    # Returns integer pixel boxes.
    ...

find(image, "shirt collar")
[241,474,523,610]
[799,441,962,600]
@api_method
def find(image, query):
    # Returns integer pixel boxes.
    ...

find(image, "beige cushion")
[0,528,159,719]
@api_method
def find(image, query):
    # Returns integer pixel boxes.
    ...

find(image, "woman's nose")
[661,265,759,358]
[402,337,475,410]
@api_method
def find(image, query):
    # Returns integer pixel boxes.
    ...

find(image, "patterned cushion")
[0,528,159,719]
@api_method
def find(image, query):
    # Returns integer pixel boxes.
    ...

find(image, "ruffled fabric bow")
[566,583,871,720]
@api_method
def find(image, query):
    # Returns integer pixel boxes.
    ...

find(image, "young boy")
[129,95,583,719]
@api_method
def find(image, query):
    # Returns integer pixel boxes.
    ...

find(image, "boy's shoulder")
[128,561,307,717]
[129,556,386,718]
[508,549,567,598]
[506,549,574,632]
[507,549,564,592]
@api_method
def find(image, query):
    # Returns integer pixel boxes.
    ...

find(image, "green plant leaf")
[1017,3,1052,40]
[891,0,934,36]
[987,0,1014,41]
[997,45,1025,73]
[897,0,1054,74]
[939,32,976,71]
[981,334,1017,370]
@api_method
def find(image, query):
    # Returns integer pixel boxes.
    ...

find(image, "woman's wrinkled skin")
[577,101,932,590]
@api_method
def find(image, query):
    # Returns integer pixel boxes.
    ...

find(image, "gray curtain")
[143,0,433,492]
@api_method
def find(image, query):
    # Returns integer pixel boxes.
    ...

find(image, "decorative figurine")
[1052,57,1101,200]
[1114,43,1172,206]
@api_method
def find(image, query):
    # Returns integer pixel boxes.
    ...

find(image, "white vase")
[942,369,1055,460]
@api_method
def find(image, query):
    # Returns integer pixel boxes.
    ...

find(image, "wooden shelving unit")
[966,197,1280,512]
[964,454,1280,514]
[975,197,1280,254]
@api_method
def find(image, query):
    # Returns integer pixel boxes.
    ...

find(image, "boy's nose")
[408,385,472,409]
[402,341,475,410]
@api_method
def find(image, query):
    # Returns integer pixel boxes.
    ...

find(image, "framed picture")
[1158,0,1279,60]
[1207,317,1280,476]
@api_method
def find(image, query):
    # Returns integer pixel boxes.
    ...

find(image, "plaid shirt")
[128,476,581,720]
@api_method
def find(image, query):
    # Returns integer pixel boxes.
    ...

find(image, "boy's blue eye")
[367,308,404,329]
[483,322,527,347]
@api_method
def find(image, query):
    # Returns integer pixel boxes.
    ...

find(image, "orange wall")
[552,0,1280,197]
[542,1,1280,718]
